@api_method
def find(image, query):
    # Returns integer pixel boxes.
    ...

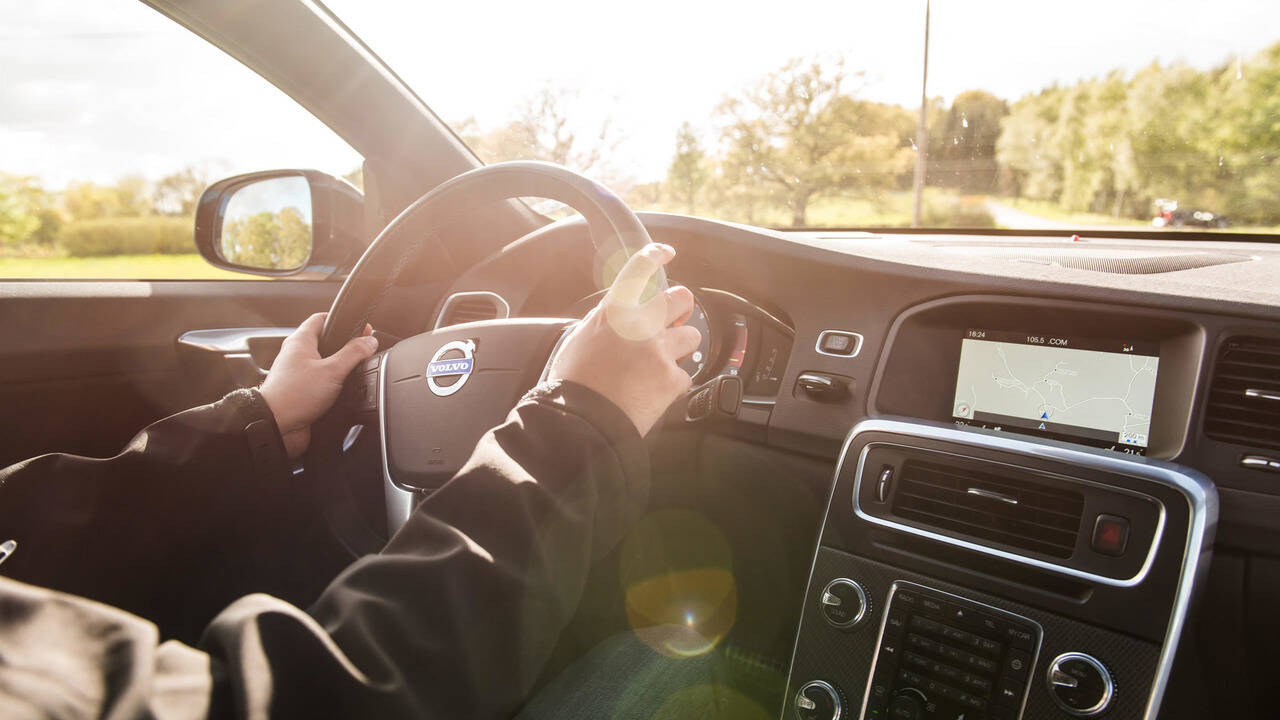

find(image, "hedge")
[58,216,194,257]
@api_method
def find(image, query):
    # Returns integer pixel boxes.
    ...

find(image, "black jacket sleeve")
[0,388,293,622]
[0,380,649,720]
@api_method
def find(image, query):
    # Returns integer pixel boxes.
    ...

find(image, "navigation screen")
[952,329,1160,454]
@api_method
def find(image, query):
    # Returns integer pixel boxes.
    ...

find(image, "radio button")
[977,636,1002,655]
[1006,648,1033,677]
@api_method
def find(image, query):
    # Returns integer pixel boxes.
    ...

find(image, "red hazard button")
[1091,514,1130,557]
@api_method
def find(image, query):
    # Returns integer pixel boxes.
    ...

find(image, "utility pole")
[912,0,931,227]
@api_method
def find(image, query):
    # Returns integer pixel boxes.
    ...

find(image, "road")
[983,200,1147,231]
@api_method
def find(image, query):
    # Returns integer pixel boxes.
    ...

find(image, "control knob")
[888,688,926,720]
[820,578,871,630]
[1046,652,1114,716]
[794,680,844,720]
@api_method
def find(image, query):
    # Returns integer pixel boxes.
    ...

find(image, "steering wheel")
[316,162,665,507]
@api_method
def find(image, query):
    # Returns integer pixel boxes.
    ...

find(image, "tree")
[275,206,312,267]
[715,57,913,226]
[153,167,209,216]
[665,123,710,214]
[997,86,1066,201]
[0,174,60,248]
[0,176,40,248]
[457,86,620,179]
[928,90,1008,192]
[63,177,153,220]
[222,207,311,269]
[1211,41,1280,223]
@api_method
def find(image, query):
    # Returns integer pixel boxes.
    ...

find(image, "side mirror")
[194,169,363,278]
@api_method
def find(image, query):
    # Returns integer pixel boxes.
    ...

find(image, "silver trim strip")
[538,323,579,384]
[1046,652,1114,717]
[830,418,1214,720]
[433,291,511,330]
[693,287,795,336]
[856,580,1043,720]
[815,330,864,358]
[966,487,1018,505]
[378,359,416,534]
[740,397,776,407]
[853,437,1167,588]
[1244,387,1280,402]
[177,327,295,353]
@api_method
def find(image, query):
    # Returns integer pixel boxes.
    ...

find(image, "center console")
[783,418,1215,720]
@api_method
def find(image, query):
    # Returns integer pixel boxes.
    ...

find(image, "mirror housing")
[194,169,363,278]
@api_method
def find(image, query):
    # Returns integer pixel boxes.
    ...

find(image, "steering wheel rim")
[319,161,661,357]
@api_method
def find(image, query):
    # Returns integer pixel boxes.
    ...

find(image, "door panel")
[0,280,340,467]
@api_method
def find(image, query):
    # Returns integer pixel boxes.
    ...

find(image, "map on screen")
[952,331,1159,450]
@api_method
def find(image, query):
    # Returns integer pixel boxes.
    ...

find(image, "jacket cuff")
[220,388,291,480]
[522,380,650,487]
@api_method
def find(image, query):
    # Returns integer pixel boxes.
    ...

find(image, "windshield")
[333,1,1278,233]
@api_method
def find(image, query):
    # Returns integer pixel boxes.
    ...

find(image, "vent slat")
[1202,400,1280,424]
[1206,336,1280,450]
[904,465,1083,519]
[895,487,1080,539]
[1211,370,1280,384]
[891,459,1083,559]
[894,504,1076,558]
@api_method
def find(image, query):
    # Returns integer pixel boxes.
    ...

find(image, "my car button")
[816,330,863,357]
[1091,514,1130,557]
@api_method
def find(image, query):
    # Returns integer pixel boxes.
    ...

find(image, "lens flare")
[619,509,737,657]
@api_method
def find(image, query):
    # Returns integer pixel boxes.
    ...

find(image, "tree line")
[4,41,1276,254]
[463,43,1280,228]
[998,41,1280,224]
[0,169,210,256]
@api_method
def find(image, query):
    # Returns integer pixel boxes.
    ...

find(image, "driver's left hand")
[260,313,379,458]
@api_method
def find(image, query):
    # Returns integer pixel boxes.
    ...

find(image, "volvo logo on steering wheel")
[426,339,475,397]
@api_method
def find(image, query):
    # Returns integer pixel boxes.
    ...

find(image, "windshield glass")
[328,0,1279,233]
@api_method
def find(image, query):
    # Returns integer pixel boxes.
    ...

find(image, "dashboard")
[428,211,1280,720]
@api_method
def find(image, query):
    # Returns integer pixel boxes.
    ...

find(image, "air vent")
[1205,336,1280,449]
[891,459,1084,559]
[435,292,509,329]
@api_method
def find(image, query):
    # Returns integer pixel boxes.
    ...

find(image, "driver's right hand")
[547,243,701,436]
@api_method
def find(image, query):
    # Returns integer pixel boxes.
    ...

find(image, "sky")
[225,175,313,224]
[2,0,1277,189]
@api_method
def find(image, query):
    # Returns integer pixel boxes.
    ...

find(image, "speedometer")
[678,299,712,379]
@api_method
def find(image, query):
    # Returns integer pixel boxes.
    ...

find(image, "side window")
[0,0,362,279]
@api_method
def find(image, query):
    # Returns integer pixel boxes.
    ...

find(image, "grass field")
[0,254,253,280]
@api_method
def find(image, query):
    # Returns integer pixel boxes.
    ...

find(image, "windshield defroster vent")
[890,458,1084,559]
[435,291,510,329]
[1205,335,1280,449]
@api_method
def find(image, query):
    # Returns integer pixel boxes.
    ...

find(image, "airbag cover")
[383,318,572,490]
